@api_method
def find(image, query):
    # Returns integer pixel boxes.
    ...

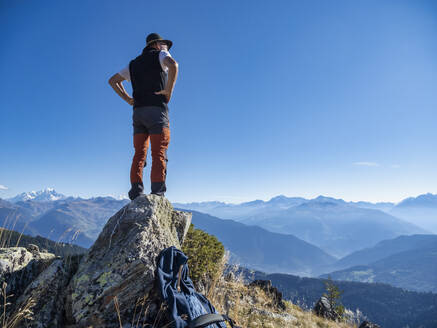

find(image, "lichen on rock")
[0,247,56,300]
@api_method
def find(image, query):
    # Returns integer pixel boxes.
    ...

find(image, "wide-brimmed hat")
[146,33,173,50]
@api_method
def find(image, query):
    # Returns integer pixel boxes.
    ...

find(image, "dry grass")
[0,211,22,248]
[210,278,357,328]
[113,295,172,328]
[205,259,357,328]
[14,223,28,248]
[0,221,81,328]
[0,282,35,328]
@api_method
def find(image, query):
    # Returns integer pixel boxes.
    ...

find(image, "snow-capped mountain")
[7,188,66,203]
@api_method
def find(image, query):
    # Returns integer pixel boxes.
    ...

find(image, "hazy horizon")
[1,187,435,205]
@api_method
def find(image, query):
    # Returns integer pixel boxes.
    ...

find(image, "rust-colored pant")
[130,127,170,192]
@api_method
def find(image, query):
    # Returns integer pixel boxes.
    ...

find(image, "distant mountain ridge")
[320,234,437,293]
[331,234,437,270]
[7,188,66,203]
[176,194,431,257]
[174,194,396,218]
[175,193,437,221]
[180,209,336,276]
[390,193,437,233]
[0,192,129,248]
[240,198,427,257]
[27,197,129,247]
[396,193,437,208]
[174,195,308,220]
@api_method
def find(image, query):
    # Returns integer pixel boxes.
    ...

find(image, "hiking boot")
[128,182,144,200]
[151,181,166,196]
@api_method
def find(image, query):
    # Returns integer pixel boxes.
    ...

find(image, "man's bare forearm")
[112,82,131,101]
[165,64,178,96]
[108,74,133,105]
[157,56,178,102]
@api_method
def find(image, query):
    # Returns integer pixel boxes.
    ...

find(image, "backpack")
[156,246,240,328]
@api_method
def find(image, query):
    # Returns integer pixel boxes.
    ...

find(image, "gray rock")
[14,259,70,328]
[68,194,191,327]
[26,244,39,254]
[359,320,381,328]
[249,280,286,310]
[0,247,55,300]
[0,247,34,275]
[313,296,339,320]
[225,271,235,282]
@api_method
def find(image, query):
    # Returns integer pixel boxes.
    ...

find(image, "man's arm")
[155,57,179,103]
[108,73,134,106]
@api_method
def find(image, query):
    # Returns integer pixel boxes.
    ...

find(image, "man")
[108,33,179,200]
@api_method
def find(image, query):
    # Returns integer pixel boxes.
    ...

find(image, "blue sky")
[1,0,437,203]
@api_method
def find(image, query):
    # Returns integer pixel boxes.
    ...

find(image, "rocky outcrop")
[359,320,381,328]
[313,296,339,320]
[13,257,79,328]
[249,279,286,310]
[2,194,190,328]
[0,245,56,300]
[67,194,191,327]
[0,245,55,276]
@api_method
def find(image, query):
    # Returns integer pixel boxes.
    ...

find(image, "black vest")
[129,46,168,109]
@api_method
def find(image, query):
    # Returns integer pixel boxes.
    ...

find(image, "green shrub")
[182,224,225,288]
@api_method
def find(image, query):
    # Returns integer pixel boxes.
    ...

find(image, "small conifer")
[323,276,345,319]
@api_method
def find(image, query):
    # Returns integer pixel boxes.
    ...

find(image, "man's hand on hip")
[155,56,178,104]
[126,96,134,106]
[108,73,134,106]
[155,90,171,103]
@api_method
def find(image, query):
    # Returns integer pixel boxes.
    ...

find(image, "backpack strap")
[177,264,183,292]
[188,313,241,328]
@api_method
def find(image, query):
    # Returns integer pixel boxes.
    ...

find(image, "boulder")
[26,244,40,254]
[0,246,54,274]
[13,258,77,328]
[359,320,381,328]
[68,194,191,327]
[0,247,55,299]
[249,280,286,310]
[313,296,339,320]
